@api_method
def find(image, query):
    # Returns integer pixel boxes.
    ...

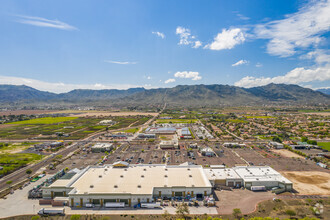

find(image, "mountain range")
[0,84,329,107]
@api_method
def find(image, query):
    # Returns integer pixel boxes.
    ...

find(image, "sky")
[0,0,329,93]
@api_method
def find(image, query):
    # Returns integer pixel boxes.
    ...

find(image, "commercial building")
[42,162,293,208]
[204,166,292,190]
[200,147,215,157]
[159,140,179,149]
[233,166,292,190]
[137,133,156,139]
[91,143,113,153]
[204,167,242,187]
[42,163,212,207]
[269,142,284,149]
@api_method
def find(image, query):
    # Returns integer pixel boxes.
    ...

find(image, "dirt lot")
[0,110,57,116]
[282,171,330,195]
[70,111,158,117]
[234,147,327,172]
[271,149,305,159]
[215,188,274,214]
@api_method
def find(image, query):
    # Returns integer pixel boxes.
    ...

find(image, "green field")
[8,117,78,125]
[245,115,275,119]
[121,128,139,133]
[0,142,36,153]
[0,117,104,140]
[318,142,330,151]
[0,153,43,177]
[156,119,198,123]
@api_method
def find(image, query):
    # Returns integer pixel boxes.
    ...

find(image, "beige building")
[42,162,212,207]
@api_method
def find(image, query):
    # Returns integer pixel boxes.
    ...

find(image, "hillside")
[0,84,329,107]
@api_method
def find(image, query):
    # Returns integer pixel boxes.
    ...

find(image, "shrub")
[31,216,40,220]
[285,209,296,216]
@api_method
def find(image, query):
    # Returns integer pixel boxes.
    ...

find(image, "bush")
[285,209,296,216]
[233,208,242,218]
[26,169,32,175]
[31,216,40,220]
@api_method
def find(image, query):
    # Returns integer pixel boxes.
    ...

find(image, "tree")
[301,136,308,142]
[272,136,282,143]
[176,203,190,219]
[26,169,32,175]
[232,208,242,218]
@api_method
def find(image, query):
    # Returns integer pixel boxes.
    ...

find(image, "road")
[0,106,165,191]
[0,142,83,191]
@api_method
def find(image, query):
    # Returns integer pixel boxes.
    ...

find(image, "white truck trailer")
[141,202,161,208]
[105,202,125,208]
[38,208,65,216]
[251,186,266,191]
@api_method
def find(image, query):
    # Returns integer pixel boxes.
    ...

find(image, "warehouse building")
[233,166,292,190]
[159,140,179,149]
[42,162,212,207]
[91,143,113,153]
[204,167,242,187]
[204,166,292,190]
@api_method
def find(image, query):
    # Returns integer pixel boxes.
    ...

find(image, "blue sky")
[0,0,329,93]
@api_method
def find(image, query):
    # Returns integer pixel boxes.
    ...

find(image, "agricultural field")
[108,116,151,130]
[0,117,104,140]
[156,119,198,123]
[7,117,78,125]
[0,142,36,153]
[318,142,330,151]
[0,153,43,177]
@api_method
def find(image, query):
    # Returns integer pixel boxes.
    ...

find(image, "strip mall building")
[42,162,292,207]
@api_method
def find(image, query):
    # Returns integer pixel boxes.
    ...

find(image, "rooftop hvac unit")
[141,175,144,178]
[114,185,118,188]
[99,175,102,178]
[137,185,141,188]
[189,175,192,177]
[120,175,124,178]
[90,185,94,188]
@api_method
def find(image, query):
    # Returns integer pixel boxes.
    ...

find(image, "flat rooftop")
[233,166,292,184]
[204,168,241,180]
[67,164,211,195]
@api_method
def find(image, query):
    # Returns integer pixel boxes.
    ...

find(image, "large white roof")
[233,166,292,184]
[67,164,211,195]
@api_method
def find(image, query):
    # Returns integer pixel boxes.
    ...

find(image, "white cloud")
[147,76,151,80]
[256,63,263,68]
[0,75,144,93]
[152,31,165,39]
[165,78,176,84]
[14,15,77,31]
[105,60,137,65]
[300,49,330,65]
[234,65,330,88]
[204,28,245,50]
[232,59,249,66]
[236,13,250,21]
[192,41,202,48]
[174,71,202,81]
[254,0,330,57]
[176,26,202,48]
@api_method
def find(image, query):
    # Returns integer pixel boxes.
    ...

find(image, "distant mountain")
[0,85,56,103]
[0,83,329,106]
[58,88,146,101]
[118,83,330,107]
[317,88,330,95]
